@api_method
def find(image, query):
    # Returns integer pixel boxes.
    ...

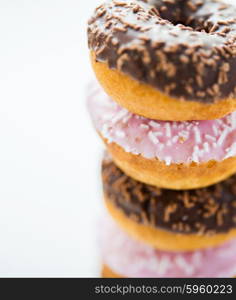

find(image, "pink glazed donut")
[87,83,236,190]
[100,214,236,278]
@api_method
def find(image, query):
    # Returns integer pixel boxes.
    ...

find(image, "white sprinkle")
[122,114,131,123]
[193,126,201,144]
[158,144,164,151]
[101,123,110,136]
[149,120,160,128]
[148,131,159,145]
[191,252,202,266]
[192,152,199,163]
[165,123,171,137]
[154,132,163,137]
[225,142,236,158]
[199,149,205,157]
[167,140,172,147]
[172,135,179,143]
[205,134,216,142]
[186,123,193,130]
[178,130,189,140]
[212,125,218,136]
[132,150,139,155]
[140,124,149,129]
[146,257,159,272]
[164,156,172,166]
[157,256,171,275]
[203,142,210,153]
[230,113,236,128]
[175,255,195,275]
[111,109,128,124]
[115,130,125,138]
[213,142,217,148]
[192,145,200,162]
[217,128,229,146]
[123,145,131,152]
[216,119,223,126]
[222,123,231,131]
[193,145,200,153]
[181,130,189,136]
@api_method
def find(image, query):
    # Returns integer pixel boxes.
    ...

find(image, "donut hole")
[161,12,211,33]
[151,1,212,33]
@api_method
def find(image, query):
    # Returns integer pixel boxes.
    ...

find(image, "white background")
[0,0,102,277]
[0,0,235,277]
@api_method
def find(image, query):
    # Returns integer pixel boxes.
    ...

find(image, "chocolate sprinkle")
[102,157,236,235]
[88,0,236,103]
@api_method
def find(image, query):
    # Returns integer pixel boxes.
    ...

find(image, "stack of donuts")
[87,0,236,277]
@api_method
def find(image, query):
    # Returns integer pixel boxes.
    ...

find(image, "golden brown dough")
[105,199,236,252]
[91,53,236,121]
[103,137,236,190]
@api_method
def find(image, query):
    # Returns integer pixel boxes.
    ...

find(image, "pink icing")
[99,215,236,278]
[87,84,236,165]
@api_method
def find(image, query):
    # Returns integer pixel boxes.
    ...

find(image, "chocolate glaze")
[88,0,236,103]
[102,158,236,235]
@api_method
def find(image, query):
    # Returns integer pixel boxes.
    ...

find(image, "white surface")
[0,0,102,277]
[0,0,235,277]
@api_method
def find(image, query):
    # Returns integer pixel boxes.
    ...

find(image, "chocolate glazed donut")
[88,0,236,121]
[102,158,236,236]
[102,157,236,251]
